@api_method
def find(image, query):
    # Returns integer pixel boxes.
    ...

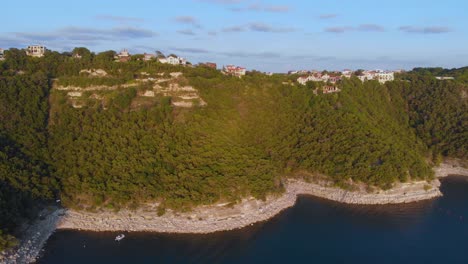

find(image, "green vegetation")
[0,48,466,249]
[408,67,468,84]
[390,77,467,158]
[0,73,56,250]
[0,230,18,251]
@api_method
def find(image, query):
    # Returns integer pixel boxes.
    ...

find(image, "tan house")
[322,85,341,94]
[26,45,46,57]
[143,53,156,61]
[115,49,131,62]
[200,62,217,69]
[223,65,246,77]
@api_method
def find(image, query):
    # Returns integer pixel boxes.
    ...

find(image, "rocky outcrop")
[153,83,207,107]
[434,163,468,178]
[79,69,108,77]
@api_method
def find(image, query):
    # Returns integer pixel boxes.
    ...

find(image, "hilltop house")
[115,49,131,62]
[143,53,156,61]
[341,69,353,78]
[328,76,342,83]
[357,71,375,82]
[312,85,341,95]
[376,72,394,83]
[0,48,4,60]
[26,45,46,57]
[322,85,341,94]
[357,71,394,83]
[223,65,246,77]
[297,73,341,85]
[159,55,187,65]
[288,70,310,75]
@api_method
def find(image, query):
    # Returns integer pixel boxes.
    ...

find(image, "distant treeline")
[0,48,466,250]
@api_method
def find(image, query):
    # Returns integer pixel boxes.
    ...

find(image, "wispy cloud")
[219,50,282,58]
[222,25,246,32]
[319,14,338,19]
[198,0,244,4]
[264,5,290,13]
[174,16,202,28]
[95,15,145,23]
[2,26,157,51]
[399,26,451,34]
[288,54,336,61]
[62,27,156,39]
[170,47,210,53]
[14,27,157,42]
[177,29,196,35]
[324,24,385,33]
[222,23,294,33]
[0,36,25,48]
[358,24,385,32]
[230,4,290,13]
[249,23,294,33]
[324,26,353,33]
[174,16,197,24]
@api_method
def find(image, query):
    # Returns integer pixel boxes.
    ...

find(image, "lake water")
[38,176,468,264]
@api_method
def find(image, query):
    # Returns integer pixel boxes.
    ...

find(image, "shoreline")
[56,162,468,234]
[55,178,443,234]
[0,207,64,264]
[433,162,468,178]
[2,163,467,263]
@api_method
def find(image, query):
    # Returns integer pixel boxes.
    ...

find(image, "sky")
[1,0,467,72]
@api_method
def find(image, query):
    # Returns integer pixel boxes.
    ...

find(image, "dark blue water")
[38,176,468,264]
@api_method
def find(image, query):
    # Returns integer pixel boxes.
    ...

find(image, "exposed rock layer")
[56,179,442,234]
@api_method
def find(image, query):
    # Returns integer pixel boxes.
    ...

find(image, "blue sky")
[1,0,467,72]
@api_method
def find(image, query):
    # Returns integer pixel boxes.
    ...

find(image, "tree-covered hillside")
[393,77,467,159]
[0,73,57,250]
[0,48,466,249]
[408,67,468,84]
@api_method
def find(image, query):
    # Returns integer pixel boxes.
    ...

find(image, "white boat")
[115,234,125,241]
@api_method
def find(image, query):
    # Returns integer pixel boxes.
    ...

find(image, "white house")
[166,55,180,65]
[26,45,46,57]
[341,69,353,78]
[0,48,4,60]
[357,70,394,83]
[159,55,187,65]
[376,72,394,83]
[297,73,340,85]
[297,76,310,85]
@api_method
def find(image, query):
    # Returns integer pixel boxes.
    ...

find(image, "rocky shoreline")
[55,178,443,234]
[434,162,468,178]
[2,163,467,263]
[0,207,64,264]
